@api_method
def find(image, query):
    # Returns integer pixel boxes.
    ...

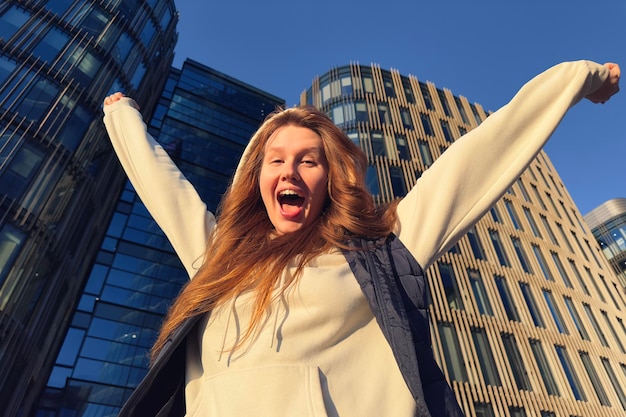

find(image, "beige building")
[302,64,626,417]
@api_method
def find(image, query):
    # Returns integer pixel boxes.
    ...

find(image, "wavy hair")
[150,106,399,362]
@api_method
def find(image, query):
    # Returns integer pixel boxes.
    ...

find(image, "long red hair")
[150,106,399,362]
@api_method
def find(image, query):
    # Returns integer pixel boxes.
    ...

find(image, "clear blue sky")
[172,0,625,216]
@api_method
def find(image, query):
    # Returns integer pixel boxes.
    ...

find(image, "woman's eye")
[302,160,315,166]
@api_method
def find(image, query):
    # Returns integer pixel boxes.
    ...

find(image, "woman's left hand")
[586,62,620,104]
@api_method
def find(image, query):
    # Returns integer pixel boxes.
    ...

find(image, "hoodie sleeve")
[103,97,215,278]
[396,60,610,270]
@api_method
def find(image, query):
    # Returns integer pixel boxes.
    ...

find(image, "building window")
[370,131,387,157]
[504,199,524,230]
[554,223,574,253]
[529,339,560,396]
[501,333,532,391]
[0,224,26,288]
[401,78,415,103]
[580,351,611,406]
[366,166,379,196]
[0,142,45,200]
[532,245,554,281]
[509,407,526,417]
[495,275,519,322]
[550,252,573,288]
[466,227,485,260]
[540,216,558,246]
[454,96,469,124]
[436,89,452,116]
[490,206,502,223]
[438,263,463,310]
[474,402,496,417]
[568,260,590,295]
[554,345,586,401]
[531,184,546,210]
[601,311,625,353]
[377,103,391,125]
[395,135,410,160]
[601,358,626,410]
[521,210,540,239]
[520,282,544,327]
[563,297,589,340]
[399,107,413,129]
[389,166,407,198]
[470,103,483,124]
[543,290,568,334]
[440,119,454,143]
[583,303,609,347]
[511,237,532,274]
[471,328,501,386]
[516,178,531,202]
[419,82,434,110]
[417,141,433,166]
[420,113,434,136]
[585,267,606,303]
[438,322,468,382]
[469,269,492,316]
[489,230,510,267]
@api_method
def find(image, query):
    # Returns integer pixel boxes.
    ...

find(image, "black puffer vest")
[117,234,464,417]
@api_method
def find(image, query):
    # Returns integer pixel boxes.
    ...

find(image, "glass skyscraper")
[0,0,177,415]
[585,198,626,288]
[303,64,626,417]
[33,59,283,417]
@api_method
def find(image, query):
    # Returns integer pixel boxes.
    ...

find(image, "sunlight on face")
[259,125,329,235]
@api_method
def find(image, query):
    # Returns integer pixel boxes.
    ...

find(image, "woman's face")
[259,125,329,235]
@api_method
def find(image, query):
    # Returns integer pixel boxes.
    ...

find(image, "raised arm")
[396,60,619,269]
[103,93,215,278]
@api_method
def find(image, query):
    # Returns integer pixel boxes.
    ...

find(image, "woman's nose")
[281,163,300,181]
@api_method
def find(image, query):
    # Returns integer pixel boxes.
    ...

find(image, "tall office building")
[0,0,178,416]
[584,198,626,288]
[303,64,626,417]
[33,59,284,417]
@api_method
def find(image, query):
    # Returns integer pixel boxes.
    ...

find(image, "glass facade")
[585,198,626,287]
[0,1,177,416]
[305,64,626,416]
[33,59,283,417]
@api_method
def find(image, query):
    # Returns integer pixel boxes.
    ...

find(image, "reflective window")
[523,208,542,238]
[511,237,532,273]
[520,282,544,327]
[554,345,586,401]
[389,166,406,198]
[529,339,559,396]
[543,290,568,334]
[440,119,454,143]
[505,200,523,230]
[490,205,502,223]
[399,107,413,129]
[0,142,45,200]
[580,351,611,406]
[495,275,519,321]
[370,131,387,157]
[550,252,572,288]
[438,322,468,382]
[438,262,463,310]
[583,303,609,347]
[0,6,30,42]
[466,227,485,260]
[420,113,435,136]
[567,260,590,295]
[601,358,626,410]
[417,140,433,166]
[489,230,510,267]
[469,269,492,315]
[365,165,379,196]
[471,328,501,386]
[532,245,553,281]
[0,224,26,288]
[454,96,469,124]
[32,27,69,63]
[395,135,410,160]
[419,82,433,110]
[563,297,589,340]
[436,89,451,116]
[501,333,532,391]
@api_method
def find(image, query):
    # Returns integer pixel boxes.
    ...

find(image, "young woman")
[103,60,619,417]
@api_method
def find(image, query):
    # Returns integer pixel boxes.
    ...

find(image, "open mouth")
[278,189,305,206]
